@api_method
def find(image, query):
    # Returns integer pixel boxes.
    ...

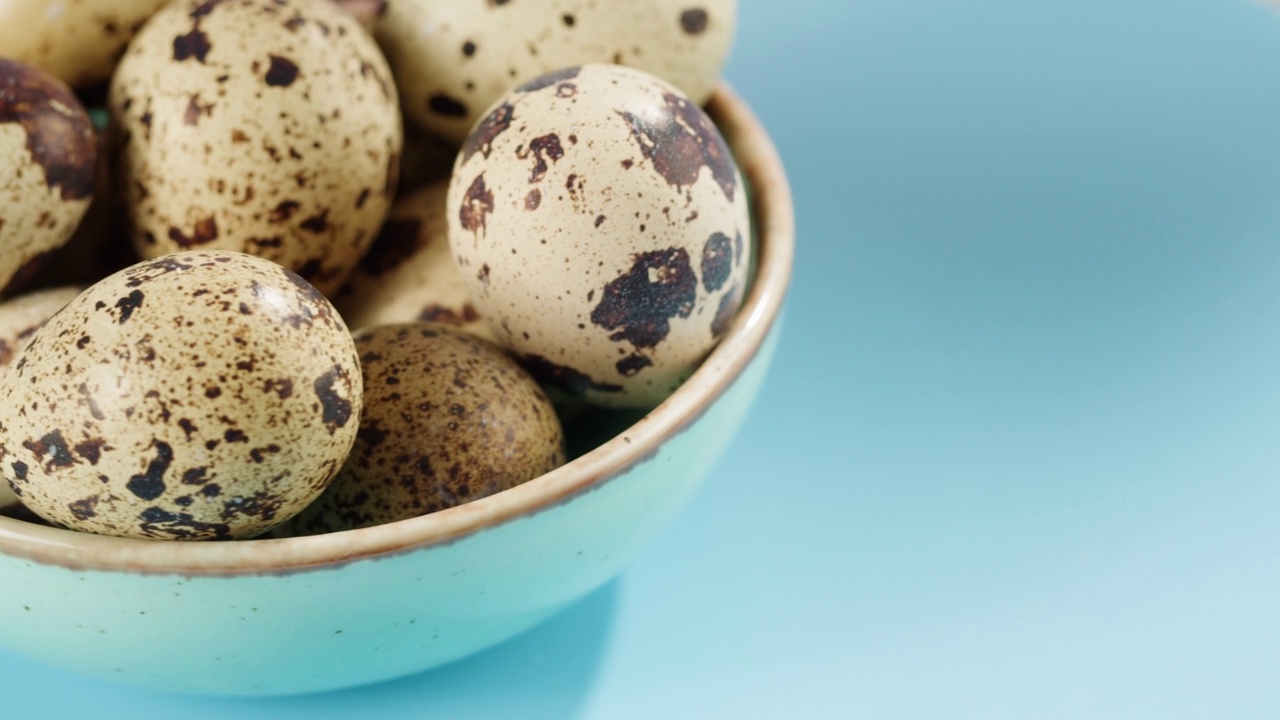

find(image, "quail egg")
[448,64,750,407]
[0,58,97,296]
[377,0,736,143]
[0,0,171,89]
[0,251,362,540]
[109,0,402,295]
[278,323,564,535]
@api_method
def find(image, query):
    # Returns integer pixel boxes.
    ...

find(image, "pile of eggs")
[0,0,748,541]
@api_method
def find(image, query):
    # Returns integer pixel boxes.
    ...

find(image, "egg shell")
[109,0,402,296]
[0,0,171,89]
[0,250,363,540]
[447,64,751,408]
[0,58,97,296]
[376,0,736,144]
[0,285,81,369]
[0,285,81,511]
[335,180,494,341]
[277,323,564,535]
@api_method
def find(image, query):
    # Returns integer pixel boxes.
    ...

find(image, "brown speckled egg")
[0,0,171,89]
[0,250,363,540]
[0,285,81,369]
[277,323,564,535]
[0,285,80,512]
[108,0,403,296]
[377,0,736,144]
[0,58,97,296]
[335,181,494,341]
[447,64,751,408]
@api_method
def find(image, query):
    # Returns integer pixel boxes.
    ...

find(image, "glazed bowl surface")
[0,84,794,696]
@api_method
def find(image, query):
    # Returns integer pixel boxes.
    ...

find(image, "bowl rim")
[0,83,796,576]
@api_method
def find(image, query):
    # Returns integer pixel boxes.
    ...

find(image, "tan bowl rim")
[0,83,796,576]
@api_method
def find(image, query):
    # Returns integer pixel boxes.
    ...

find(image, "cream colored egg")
[447,64,750,408]
[0,285,81,369]
[0,251,363,540]
[377,0,736,143]
[0,0,171,89]
[335,181,494,341]
[109,0,402,296]
[277,323,564,535]
[0,285,80,511]
[0,58,97,296]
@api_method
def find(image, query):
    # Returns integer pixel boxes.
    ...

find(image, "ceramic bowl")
[0,84,794,696]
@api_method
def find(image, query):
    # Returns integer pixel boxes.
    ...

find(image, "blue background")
[4,0,1280,716]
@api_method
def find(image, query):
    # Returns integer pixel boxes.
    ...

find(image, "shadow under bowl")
[0,83,795,696]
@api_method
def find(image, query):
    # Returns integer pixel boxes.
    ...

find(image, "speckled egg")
[0,58,97,296]
[109,0,402,296]
[0,0,171,89]
[376,0,736,144]
[277,323,564,535]
[335,180,494,341]
[0,285,80,512]
[447,64,751,408]
[0,250,363,540]
[0,285,81,369]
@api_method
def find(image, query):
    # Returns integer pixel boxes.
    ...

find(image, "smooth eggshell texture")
[0,285,80,511]
[278,323,564,535]
[0,251,363,540]
[0,285,81,369]
[109,0,402,295]
[0,0,171,89]
[448,64,751,408]
[0,58,96,296]
[377,0,736,143]
[335,181,494,341]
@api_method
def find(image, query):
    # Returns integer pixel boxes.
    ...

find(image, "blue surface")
[5,0,1280,716]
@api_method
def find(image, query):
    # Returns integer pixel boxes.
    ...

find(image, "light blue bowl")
[0,85,794,696]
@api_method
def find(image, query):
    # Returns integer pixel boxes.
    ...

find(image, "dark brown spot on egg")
[183,94,213,125]
[462,102,514,162]
[428,94,467,117]
[711,283,743,337]
[516,66,581,93]
[182,467,208,485]
[418,304,481,326]
[173,29,212,63]
[680,8,709,34]
[616,354,653,377]
[138,506,231,540]
[462,41,477,57]
[701,231,733,292]
[0,58,96,201]
[264,378,293,399]
[265,55,300,87]
[460,174,495,233]
[168,216,219,248]
[360,219,422,275]
[314,366,354,433]
[521,354,623,396]
[300,209,330,233]
[11,461,28,481]
[69,496,99,520]
[591,248,697,349]
[617,92,737,201]
[74,438,108,465]
[517,134,564,183]
[114,290,144,323]
[224,429,247,443]
[125,440,173,501]
[525,189,542,210]
[24,430,77,470]
[270,200,301,223]
[555,83,577,98]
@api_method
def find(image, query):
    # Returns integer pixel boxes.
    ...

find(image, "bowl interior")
[0,83,795,575]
